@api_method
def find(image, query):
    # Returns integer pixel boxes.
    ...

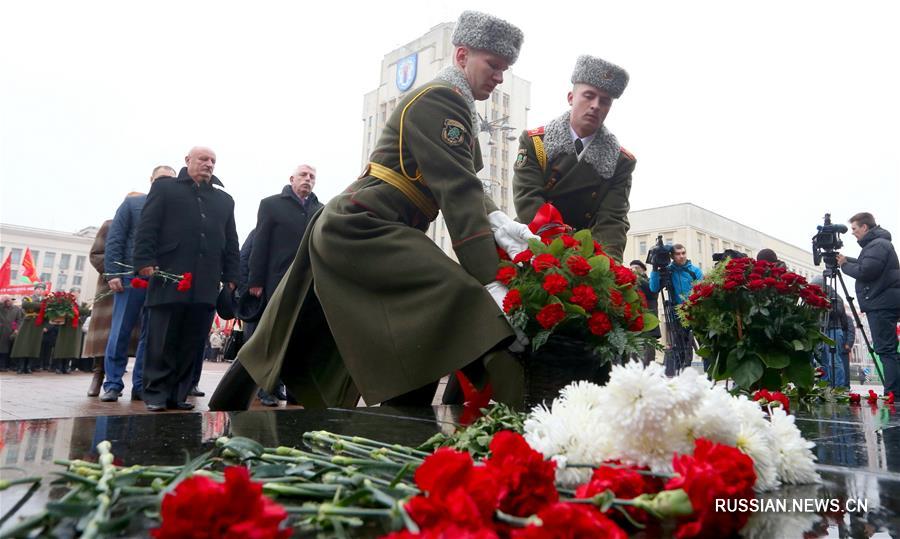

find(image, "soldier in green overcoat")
[513,55,636,263]
[211,11,535,410]
[10,297,43,374]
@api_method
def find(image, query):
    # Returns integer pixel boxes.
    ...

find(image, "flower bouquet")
[498,213,658,404]
[36,291,79,327]
[677,257,831,391]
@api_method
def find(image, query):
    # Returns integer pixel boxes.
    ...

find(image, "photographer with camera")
[649,243,703,374]
[836,212,900,395]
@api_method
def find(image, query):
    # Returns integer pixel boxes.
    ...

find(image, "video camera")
[646,235,674,270]
[712,249,748,263]
[812,213,848,267]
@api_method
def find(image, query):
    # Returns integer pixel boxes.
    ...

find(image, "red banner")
[0,283,51,296]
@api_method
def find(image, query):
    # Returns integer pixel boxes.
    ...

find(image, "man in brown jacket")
[513,55,635,262]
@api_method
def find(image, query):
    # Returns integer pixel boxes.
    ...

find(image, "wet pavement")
[0,402,899,537]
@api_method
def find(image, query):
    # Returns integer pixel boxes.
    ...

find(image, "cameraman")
[649,244,703,373]
[836,212,900,395]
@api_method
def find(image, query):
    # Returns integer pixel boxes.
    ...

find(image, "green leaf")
[549,238,565,257]
[624,288,639,304]
[588,255,611,273]
[573,229,593,245]
[792,339,808,351]
[563,303,588,316]
[531,330,551,352]
[528,238,548,255]
[732,357,764,389]
[726,349,741,372]
[221,437,264,460]
[758,367,783,391]
[696,346,712,358]
[642,313,659,333]
[786,357,815,389]
[759,352,791,369]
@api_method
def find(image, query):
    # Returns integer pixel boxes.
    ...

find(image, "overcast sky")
[2,0,897,263]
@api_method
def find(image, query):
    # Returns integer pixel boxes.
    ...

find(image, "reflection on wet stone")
[0,404,899,537]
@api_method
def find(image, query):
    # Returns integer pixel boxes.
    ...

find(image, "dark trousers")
[143,304,214,406]
[868,308,900,395]
[190,310,217,388]
[665,323,694,376]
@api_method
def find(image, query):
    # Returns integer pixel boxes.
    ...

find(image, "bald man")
[132,147,240,411]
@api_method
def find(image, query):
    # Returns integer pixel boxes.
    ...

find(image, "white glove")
[488,211,540,259]
[485,280,529,353]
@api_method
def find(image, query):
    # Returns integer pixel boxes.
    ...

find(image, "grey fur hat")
[451,11,524,64]
[571,55,629,98]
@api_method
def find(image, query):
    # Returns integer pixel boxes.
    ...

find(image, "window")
[40,272,51,283]
[43,252,56,269]
[639,241,647,255]
[75,256,85,271]
[31,250,40,264]
[380,103,387,123]
[490,165,497,178]
[502,93,510,109]
[492,91,499,104]
[388,99,396,113]
[10,248,22,265]
[57,274,68,287]
[73,276,82,286]
[697,238,703,256]
[501,168,508,181]
[10,269,18,281]
[59,253,71,269]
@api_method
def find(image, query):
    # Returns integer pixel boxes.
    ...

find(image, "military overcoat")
[237,69,515,407]
[513,111,635,262]
[10,300,43,359]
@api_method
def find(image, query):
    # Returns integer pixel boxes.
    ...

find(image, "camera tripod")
[820,261,884,387]
[656,265,693,376]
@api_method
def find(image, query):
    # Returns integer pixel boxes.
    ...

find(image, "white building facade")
[624,203,819,279]
[1,223,100,301]
[361,22,531,257]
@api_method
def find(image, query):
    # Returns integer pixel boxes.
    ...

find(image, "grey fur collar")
[543,111,620,178]
[433,66,477,123]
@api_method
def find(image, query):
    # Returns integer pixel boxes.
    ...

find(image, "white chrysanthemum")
[690,384,739,446]
[769,408,820,485]
[731,396,780,491]
[665,367,710,416]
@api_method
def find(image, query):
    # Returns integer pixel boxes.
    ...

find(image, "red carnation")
[533,254,561,272]
[513,249,534,264]
[542,273,569,296]
[628,314,645,332]
[593,241,605,255]
[849,392,861,404]
[566,255,592,277]
[609,289,624,306]
[512,503,627,539]
[747,279,766,291]
[496,246,511,261]
[753,389,790,413]
[665,439,756,539]
[485,431,558,517]
[503,289,522,314]
[887,391,895,404]
[384,526,498,539]
[588,311,613,336]
[131,278,149,289]
[152,466,290,539]
[570,285,598,311]
[536,303,565,329]
[612,265,637,286]
[576,464,661,524]
[496,266,517,285]
[868,390,879,404]
[176,272,193,292]
[561,234,581,249]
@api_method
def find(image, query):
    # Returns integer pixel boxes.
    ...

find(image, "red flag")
[0,254,11,288]
[21,248,40,283]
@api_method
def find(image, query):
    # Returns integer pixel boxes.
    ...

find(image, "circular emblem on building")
[396,53,418,92]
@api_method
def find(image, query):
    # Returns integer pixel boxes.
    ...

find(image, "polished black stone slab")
[1,404,899,537]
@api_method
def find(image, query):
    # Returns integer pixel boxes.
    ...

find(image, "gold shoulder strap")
[398,85,442,181]
[532,135,547,172]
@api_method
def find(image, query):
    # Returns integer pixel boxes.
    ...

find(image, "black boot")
[0,355,7,371]
[21,358,33,374]
[208,360,258,411]
[13,358,22,373]
[60,359,71,374]
[87,357,104,397]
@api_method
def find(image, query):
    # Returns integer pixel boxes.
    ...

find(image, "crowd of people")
[3,10,897,413]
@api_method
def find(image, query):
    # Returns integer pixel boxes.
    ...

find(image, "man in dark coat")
[0,296,24,371]
[837,212,900,395]
[248,166,322,406]
[248,165,322,302]
[133,146,240,411]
